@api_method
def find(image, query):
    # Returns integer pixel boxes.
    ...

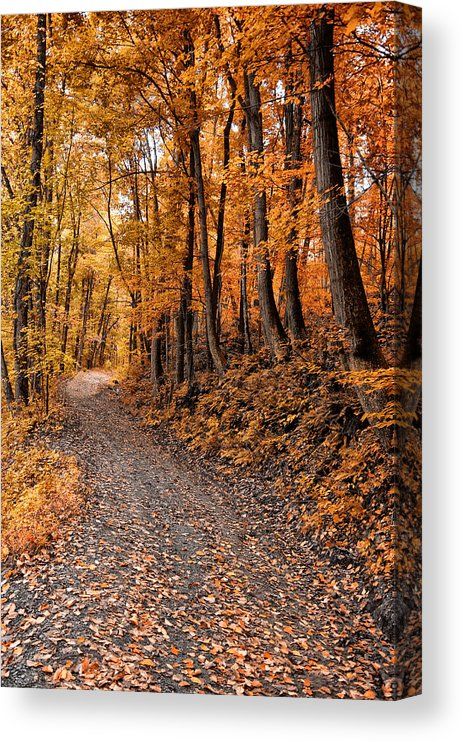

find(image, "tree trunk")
[400,258,421,370]
[97,313,113,367]
[308,12,384,371]
[1,341,15,407]
[151,315,164,392]
[284,250,306,341]
[32,137,54,396]
[89,276,112,368]
[212,101,235,328]
[243,71,287,358]
[175,309,186,385]
[238,212,253,355]
[283,53,306,342]
[75,270,94,369]
[60,215,80,371]
[191,128,226,375]
[183,30,225,375]
[13,13,47,404]
[176,146,195,385]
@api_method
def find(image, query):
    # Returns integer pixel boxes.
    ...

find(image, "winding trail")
[2,370,389,697]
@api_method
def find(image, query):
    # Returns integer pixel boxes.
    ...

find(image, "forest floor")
[2,370,393,698]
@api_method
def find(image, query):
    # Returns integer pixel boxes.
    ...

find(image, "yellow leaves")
[338,367,421,395]
[77,657,100,680]
[342,2,384,36]
[312,74,334,90]
[345,18,359,35]
[140,658,156,667]
[136,349,416,591]
[188,676,203,685]
[52,665,74,683]
[226,646,247,659]
[2,405,83,557]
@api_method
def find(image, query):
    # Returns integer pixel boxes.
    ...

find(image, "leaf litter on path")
[2,370,391,698]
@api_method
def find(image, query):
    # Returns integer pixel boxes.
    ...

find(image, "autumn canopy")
[1,3,421,699]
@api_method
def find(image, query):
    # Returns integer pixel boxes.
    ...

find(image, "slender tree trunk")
[214,15,271,356]
[283,53,306,341]
[175,308,186,385]
[308,11,384,371]
[75,270,94,369]
[89,276,112,368]
[243,71,287,358]
[98,314,115,367]
[346,144,356,224]
[32,137,54,395]
[131,165,148,364]
[151,315,165,392]
[60,216,80,371]
[1,166,14,199]
[400,258,421,370]
[238,212,253,354]
[398,260,422,420]
[284,250,306,340]
[191,127,226,375]
[1,341,15,407]
[13,13,47,404]
[176,147,196,385]
[212,101,235,328]
[53,237,62,327]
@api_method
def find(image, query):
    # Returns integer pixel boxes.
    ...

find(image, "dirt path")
[2,370,389,697]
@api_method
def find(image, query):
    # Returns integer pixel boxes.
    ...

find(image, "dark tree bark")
[104,147,143,366]
[129,162,152,365]
[1,341,15,407]
[60,214,80,371]
[96,313,110,367]
[400,258,421,370]
[175,307,185,385]
[176,146,195,385]
[32,136,54,395]
[308,12,385,371]
[243,70,288,358]
[282,52,306,342]
[151,315,165,392]
[1,166,14,200]
[191,127,226,375]
[74,270,94,369]
[214,15,283,356]
[31,18,54,397]
[238,211,253,355]
[89,276,112,368]
[129,314,137,360]
[185,298,195,384]
[13,13,47,404]
[184,30,225,375]
[211,101,235,328]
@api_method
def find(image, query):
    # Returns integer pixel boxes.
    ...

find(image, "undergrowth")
[122,353,421,612]
[1,400,83,558]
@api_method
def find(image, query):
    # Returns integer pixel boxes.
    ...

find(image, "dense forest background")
[2,3,421,699]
